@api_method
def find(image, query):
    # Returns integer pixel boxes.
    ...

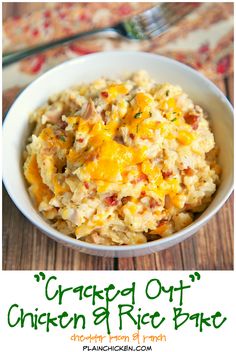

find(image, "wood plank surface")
[2,3,234,271]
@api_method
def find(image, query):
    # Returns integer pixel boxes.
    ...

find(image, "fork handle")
[2,27,116,67]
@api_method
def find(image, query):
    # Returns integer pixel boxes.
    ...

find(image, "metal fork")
[3,3,197,67]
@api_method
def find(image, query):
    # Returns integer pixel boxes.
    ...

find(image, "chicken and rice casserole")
[23,71,220,245]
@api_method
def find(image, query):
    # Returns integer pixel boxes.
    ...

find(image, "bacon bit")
[104,195,118,206]
[150,198,160,208]
[137,173,148,182]
[162,170,173,179]
[184,113,199,130]
[129,133,135,140]
[78,138,84,143]
[140,191,146,197]
[84,182,89,190]
[101,91,109,98]
[184,167,194,176]
[185,203,192,210]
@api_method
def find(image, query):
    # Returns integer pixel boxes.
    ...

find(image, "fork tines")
[133,2,198,39]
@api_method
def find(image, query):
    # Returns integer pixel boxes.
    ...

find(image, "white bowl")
[3,51,234,258]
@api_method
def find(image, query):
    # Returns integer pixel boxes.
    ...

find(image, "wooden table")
[2,3,234,270]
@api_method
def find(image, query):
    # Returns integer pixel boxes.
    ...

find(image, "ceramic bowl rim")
[3,51,234,253]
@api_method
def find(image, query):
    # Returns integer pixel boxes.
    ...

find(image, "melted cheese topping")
[24,154,53,205]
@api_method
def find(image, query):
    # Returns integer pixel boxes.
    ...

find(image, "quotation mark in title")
[34,272,46,282]
[189,272,201,282]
